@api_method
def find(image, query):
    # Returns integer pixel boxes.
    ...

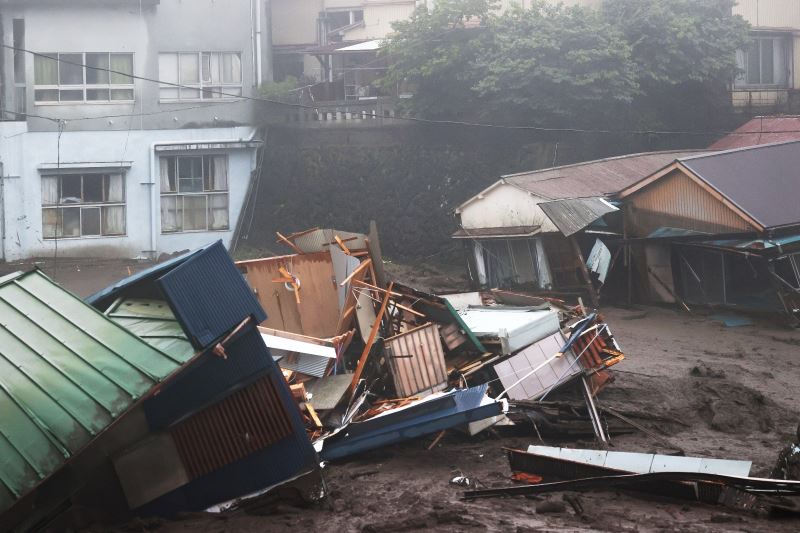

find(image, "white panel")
[604,451,655,474]
[649,455,703,473]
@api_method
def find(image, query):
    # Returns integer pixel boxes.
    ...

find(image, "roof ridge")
[503,149,709,182]
[681,138,800,161]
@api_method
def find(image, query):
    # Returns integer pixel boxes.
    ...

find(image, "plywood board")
[238,252,340,337]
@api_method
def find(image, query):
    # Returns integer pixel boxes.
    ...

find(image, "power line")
[2,43,797,138]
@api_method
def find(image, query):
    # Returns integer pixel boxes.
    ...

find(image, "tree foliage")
[380,0,750,130]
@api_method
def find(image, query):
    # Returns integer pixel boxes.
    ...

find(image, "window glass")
[178,156,203,192]
[42,209,58,238]
[105,174,124,202]
[81,207,101,236]
[60,175,82,203]
[87,88,110,101]
[746,41,760,84]
[59,89,83,101]
[209,194,229,230]
[102,206,125,235]
[86,53,110,84]
[161,196,180,232]
[34,53,58,85]
[183,195,207,230]
[180,53,200,83]
[110,53,134,84]
[83,175,104,203]
[160,155,229,233]
[760,39,774,84]
[41,173,126,238]
[222,53,242,84]
[59,53,83,85]
[61,207,81,237]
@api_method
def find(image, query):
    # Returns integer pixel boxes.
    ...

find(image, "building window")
[33,52,134,103]
[325,9,364,39]
[41,173,126,238]
[160,155,229,232]
[158,52,242,101]
[735,36,790,87]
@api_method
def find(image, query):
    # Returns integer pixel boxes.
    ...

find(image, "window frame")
[41,172,127,239]
[735,35,792,89]
[33,52,135,105]
[158,52,243,102]
[159,154,230,234]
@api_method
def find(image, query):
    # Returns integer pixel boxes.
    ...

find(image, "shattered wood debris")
[232,227,631,459]
[12,225,790,530]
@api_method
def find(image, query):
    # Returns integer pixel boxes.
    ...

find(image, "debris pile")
[236,227,625,458]
[2,226,796,531]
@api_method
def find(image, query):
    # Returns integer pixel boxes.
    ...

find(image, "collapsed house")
[453,150,704,304]
[235,227,626,460]
[617,140,800,322]
[0,241,318,531]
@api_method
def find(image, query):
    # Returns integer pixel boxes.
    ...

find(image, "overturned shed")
[83,241,318,519]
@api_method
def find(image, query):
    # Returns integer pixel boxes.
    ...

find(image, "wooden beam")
[569,237,598,307]
[340,258,372,287]
[348,281,394,396]
[276,231,304,255]
[334,235,352,255]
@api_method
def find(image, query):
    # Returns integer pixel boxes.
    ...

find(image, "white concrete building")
[0,0,270,261]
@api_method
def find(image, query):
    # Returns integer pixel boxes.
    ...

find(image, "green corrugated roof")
[105,298,195,361]
[0,270,192,515]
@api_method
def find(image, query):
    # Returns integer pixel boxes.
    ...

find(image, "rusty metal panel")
[385,323,448,398]
[628,169,754,236]
[503,150,704,199]
[171,374,294,480]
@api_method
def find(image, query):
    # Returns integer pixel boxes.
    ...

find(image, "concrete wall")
[0,123,258,260]
[457,182,558,233]
[271,0,322,46]
[1,0,265,132]
[735,0,800,29]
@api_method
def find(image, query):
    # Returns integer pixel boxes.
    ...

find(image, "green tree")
[381,0,750,130]
[380,0,496,119]
[602,0,750,130]
[474,3,638,126]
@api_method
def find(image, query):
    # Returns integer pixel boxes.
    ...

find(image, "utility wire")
[3,43,798,138]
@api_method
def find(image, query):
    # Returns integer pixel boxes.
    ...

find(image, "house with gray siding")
[0,0,271,261]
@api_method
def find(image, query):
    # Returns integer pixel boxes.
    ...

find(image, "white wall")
[457,182,558,233]
[0,123,258,261]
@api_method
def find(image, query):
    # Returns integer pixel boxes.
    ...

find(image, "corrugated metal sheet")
[493,331,579,401]
[678,142,800,230]
[106,298,195,361]
[171,373,294,479]
[276,353,332,378]
[0,270,188,516]
[85,242,215,309]
[502,150,705,200]
[320,385,503,461]
[539,197,618,237]
[289,228,368,254]
[144,324,275,430]
[709,117,800,151]
[157,241,267,348]
[385,323,448,397]
[628,169,755,236]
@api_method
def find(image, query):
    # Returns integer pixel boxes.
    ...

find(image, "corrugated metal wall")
[385,323,448,397]
[171,374,293,479]
[627,170,754,237]
[158,241,266,349]
[144,325,274,430]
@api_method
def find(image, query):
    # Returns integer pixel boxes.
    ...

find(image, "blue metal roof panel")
[320,385,502,460]
[85,243,215,308]
[157,241,266,349]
